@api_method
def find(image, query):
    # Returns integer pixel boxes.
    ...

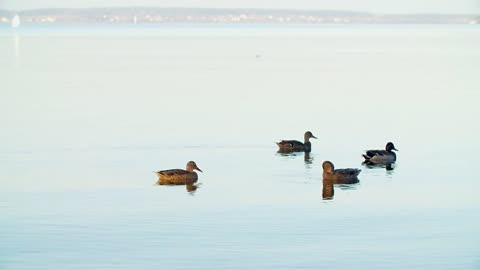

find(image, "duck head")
[322,161,335,173]
[186,161,203,172]
[386,142,398,152]
[304,131,317,141]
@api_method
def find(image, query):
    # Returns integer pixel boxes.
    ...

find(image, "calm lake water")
[1,24,479,269]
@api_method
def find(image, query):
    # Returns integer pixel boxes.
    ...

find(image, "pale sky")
[1,0,479,14]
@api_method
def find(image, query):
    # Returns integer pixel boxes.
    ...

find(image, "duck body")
[363,151,396,164]
[156,169,198,185]
[363,142,398,164]
[276,131,317,153]
[322,161,360,184]
[155,161,202,185]
[276,140,311,152]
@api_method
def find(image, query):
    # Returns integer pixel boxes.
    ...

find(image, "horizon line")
[1,6,479,16]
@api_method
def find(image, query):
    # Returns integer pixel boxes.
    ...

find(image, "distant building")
[11,14,20,28]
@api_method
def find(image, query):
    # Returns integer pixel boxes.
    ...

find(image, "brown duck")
[322,161,360,184]
[276,131,317,153]
[155,161,203,185]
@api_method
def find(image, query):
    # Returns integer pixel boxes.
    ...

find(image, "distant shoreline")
[0,7,478,25]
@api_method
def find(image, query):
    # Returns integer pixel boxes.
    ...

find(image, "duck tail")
[362,154,370,161]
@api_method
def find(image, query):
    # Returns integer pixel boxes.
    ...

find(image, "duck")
[362,142,398,164]
[155,161,203,185]
[322,161,360,184]
[276,131,317,153]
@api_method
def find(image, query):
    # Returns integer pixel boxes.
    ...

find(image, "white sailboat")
[11,14,20,28]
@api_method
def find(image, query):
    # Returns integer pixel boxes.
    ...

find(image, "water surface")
[1,25,479,269]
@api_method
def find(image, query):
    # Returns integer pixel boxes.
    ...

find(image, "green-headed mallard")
[322,161,360,184]
[155,161,203,185]
[276,131,317,153]
[362,142,398,164]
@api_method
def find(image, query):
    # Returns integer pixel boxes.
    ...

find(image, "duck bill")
[311,135,318,139]
[196,167,203,172]
[393,148,399,151]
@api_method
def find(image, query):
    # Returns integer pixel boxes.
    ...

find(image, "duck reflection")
[155,182,202,194]
[276,150,314,167]
[304,152,313,165]
[322,178,335,200]
[322,178,360,200]
[276,150,301,156]
[186,183,200,194]
[362,161,395,172]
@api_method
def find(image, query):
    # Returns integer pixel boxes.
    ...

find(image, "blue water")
[1,25,479,269]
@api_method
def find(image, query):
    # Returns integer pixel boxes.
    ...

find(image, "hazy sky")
[1,0,479,14]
